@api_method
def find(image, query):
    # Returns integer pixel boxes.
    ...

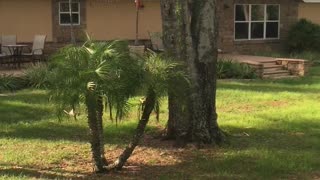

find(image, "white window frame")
[234,4,280,41]
[59,1,81,26]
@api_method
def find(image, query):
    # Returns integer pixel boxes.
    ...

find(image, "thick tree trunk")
[161,0,192,143]
[85,92,106,173]
[96,96,108,166]
[106,88,156,171]
[161,0,223,145]
[187,0,223,144]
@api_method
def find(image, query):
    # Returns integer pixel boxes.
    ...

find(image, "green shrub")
[217,59,257,79]
[290,51,320,64]
[287,19,320,52]
[23,64,50,89]
[0,75,26,92]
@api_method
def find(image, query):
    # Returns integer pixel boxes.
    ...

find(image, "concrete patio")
[0,63,34,77]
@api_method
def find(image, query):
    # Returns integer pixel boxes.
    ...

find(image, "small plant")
[0,75,26,92]
[23,64,50,89]
[217,59,257,79]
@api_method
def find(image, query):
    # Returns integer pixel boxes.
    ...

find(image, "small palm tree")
[106,51,186,170]
[47,40,143,172]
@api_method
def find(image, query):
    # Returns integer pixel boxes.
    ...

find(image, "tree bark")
[160,0,192,143]
[106,88,156,171]
[161,0,223,145]
[85,91,106,173]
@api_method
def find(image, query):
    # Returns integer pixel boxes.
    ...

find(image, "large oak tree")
[160,0,224,145]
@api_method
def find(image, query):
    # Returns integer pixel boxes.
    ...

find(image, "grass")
[1,67,320,179]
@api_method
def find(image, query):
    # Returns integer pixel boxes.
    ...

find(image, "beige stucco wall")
[86,0,162,40]
[0,0,52,42]
[298,3,320,24]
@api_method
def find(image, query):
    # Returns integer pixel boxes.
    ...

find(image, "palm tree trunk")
[106,88,156,171]
[85,91,106,173]
[97,95,108,166]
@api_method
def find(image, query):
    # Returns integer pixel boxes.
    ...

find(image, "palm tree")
[47,40,143,172]
[106,51,186,170]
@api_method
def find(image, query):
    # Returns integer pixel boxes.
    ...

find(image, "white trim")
[234,4,280,41]
[59,1,81,26]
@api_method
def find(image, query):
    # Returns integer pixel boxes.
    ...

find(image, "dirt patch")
[263,100,289,108]
[35,134,204,179]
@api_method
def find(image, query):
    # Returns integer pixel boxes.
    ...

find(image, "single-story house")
[0,0,319,54]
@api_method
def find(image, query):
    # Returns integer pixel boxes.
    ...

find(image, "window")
[234,4,280,40]
[59,2,80,25]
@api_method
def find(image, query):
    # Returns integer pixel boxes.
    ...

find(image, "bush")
[23,64,50,89]
[0,75,26,93]
[217,59,257,79]
[287,19,320,52]
[290,51,320,64]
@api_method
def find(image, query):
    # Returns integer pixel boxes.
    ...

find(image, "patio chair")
[0,35,17,56]
[148,32,164,52]
[22,35,47,64]
[0,35,17,65]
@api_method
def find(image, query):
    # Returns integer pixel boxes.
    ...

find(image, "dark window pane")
[235,23,249,39]
[267,5,279,20]
[60,3,79,12]
[60,14,80,24]
[60,14,70,24]
[251,22,264,39]
[72,13,79,24]
[235,5,249,21]
[251,5,265,21]
[266,22,279,38]
[60,3,69,12]
[72,3,79,12]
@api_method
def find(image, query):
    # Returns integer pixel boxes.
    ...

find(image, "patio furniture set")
[0,35,46,68]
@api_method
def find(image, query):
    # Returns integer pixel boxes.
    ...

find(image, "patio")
[0,54,309,79]
[0,63,34,77]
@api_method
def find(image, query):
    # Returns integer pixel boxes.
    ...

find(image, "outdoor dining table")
[3,44,28,68]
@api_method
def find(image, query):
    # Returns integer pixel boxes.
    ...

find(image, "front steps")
[257,60,299,79]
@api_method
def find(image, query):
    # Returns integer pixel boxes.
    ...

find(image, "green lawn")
[1,67,320,179]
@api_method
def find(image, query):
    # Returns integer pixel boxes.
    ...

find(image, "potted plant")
[129,0,145,55]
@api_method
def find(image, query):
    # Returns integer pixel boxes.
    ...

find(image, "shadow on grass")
[0,165,88,180]
[0,91,51,124]
[1,117,319,180]
[0,119,160,146]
